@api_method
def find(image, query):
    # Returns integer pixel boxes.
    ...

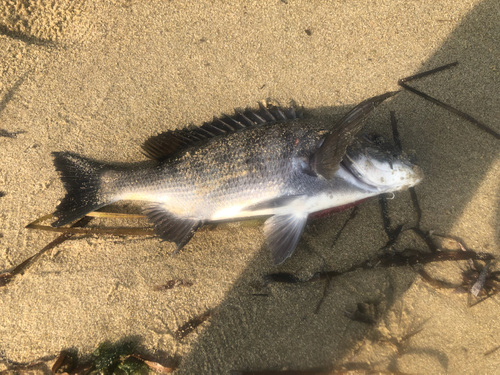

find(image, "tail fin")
[51,152,112,227]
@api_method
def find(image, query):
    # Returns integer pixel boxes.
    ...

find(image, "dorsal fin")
[142,104,303,161]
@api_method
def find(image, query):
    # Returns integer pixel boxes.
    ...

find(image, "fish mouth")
[339,136,424,192]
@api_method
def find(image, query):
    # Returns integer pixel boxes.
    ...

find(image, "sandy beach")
[1,0,499,373]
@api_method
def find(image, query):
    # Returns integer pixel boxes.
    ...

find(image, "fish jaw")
[342,153,424,192]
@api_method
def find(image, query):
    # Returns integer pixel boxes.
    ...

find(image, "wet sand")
[1,1,499,373]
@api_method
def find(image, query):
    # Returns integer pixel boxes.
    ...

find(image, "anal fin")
[264,213,308,265]
[144,204,204,254]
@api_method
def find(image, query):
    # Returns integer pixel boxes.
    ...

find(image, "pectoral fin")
[144,205,204,254]
[310,91,399,179]
[264,214,308,265]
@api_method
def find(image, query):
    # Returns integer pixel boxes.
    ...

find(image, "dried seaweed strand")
[399,62,500,140]
[1,216,92,287]
[175,311,212,340]
[265,250,493,287]
[26,213,153,236]
[330,207,358,249]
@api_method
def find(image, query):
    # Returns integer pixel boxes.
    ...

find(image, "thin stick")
[26,224,154,236]
[399,62,458,83]
[409,187,422,228]
[26,212,153,236]
[330,207,358,249]
[1,217,93,286]
[390,111,402,152]
[398,62,500,140]
[86,211,145,219]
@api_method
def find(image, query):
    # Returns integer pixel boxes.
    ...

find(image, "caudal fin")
[51,152,111,227]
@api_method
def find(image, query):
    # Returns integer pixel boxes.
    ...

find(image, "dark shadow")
[2,1,497,373]
[386,347,449,372]
[0,73,28,116]
[174,0,500,372]
[0,24,55,47]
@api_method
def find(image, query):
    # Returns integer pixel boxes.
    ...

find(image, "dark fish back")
[142,104,303,162]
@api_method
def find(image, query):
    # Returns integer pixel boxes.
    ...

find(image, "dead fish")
[51,91,422,265]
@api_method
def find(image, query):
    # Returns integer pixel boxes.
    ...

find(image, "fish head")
[341,133,423,192]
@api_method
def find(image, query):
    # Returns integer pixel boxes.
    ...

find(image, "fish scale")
[110,121,319,218]
[51,91,422,265]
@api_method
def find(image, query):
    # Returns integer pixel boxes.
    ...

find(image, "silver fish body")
[51,92,422,264]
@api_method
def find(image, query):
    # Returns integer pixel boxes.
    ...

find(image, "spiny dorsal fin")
[142,104,303,161]
[310,91,399,180]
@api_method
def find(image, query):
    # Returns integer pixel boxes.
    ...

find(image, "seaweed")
[153,279,193,291]
[0,216,93,287]
[398,62,500,140]
[0,129,25,138]
[49,341,177,374]
[174,311,212,340]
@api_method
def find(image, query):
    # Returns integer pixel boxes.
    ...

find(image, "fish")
[50,91,423,265]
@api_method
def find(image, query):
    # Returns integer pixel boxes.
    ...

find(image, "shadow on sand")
[176,0,500,372]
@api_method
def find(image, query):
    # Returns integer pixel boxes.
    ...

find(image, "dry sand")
[0,0,499,373]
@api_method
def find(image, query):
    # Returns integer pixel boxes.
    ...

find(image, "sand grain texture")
[1,1,499,373]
